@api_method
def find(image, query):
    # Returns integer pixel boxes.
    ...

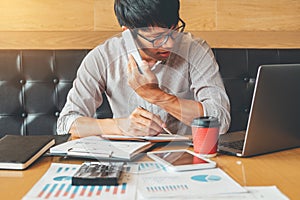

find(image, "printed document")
[22,163,139,200]
[136,162,247,198]
[23,162,289,200]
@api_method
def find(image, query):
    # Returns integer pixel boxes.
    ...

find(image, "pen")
[139,106,173,135]
[162,127,173,135]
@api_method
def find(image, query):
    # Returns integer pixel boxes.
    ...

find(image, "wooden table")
[1,143,300,199]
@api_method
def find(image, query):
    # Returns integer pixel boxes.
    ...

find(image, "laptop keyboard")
[220,140,244,150]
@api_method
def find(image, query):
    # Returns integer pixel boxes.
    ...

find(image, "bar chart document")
[22,163,138,200]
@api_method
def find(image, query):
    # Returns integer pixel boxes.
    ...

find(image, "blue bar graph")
[34,164,131,199]
[146,184,189,193]
[139,162,167,172]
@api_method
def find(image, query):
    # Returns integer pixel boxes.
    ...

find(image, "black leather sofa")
[1,49,300,137]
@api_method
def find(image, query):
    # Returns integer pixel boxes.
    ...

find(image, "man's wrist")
[143,88,177,106]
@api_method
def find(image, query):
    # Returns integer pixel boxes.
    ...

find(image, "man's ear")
[121,26,128,31]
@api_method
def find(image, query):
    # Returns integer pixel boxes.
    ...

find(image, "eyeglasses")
[135,18,186,48]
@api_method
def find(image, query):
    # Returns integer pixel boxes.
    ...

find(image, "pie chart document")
[137,163,247,199]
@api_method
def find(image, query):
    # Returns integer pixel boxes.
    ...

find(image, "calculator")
[72,162,124,185]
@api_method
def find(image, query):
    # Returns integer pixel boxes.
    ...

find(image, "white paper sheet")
[137,186,290,200]
[22,162,290,200]
[22,163,139,200]
[136,162,247,199]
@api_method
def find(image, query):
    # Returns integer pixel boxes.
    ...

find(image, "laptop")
[219,64,300,157]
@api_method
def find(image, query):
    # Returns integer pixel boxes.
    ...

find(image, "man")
[57,0,230,137]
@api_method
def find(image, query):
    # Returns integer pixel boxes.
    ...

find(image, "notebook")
[219,64,300,157]
[49,136,153,161]
[101,133,191,142]
[0,135,55,170]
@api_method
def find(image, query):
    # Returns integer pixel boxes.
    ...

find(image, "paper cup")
[191,116,220,157]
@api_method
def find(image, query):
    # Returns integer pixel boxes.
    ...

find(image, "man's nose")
[161,35,174,49]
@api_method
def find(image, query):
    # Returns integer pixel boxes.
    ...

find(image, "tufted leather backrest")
[0,50,88,136]
[0,49,299,136]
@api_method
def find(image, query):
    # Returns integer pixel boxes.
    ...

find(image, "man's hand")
[127,54,160,99]
[115,107,165,136]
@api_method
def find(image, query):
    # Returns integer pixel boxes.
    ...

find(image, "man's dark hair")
[114,0,180,29]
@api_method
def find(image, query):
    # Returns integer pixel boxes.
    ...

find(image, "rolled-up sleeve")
[189,40,231,134]
[56,49,106,135]
[56,112,82,135]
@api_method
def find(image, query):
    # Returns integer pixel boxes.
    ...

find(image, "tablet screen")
[153,151,208,166]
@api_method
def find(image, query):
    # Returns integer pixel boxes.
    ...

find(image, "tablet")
[147,149,216,171]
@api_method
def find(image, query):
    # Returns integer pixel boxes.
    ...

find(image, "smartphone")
[122,29,143,74]
[147,149,216,172]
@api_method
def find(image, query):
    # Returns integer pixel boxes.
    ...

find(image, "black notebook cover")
[0,135,55,170]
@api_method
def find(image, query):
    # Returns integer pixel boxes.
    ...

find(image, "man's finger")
[137,107,164,131]
[127,54,135,74]
[140,60,151,74]
[128,54,141,74]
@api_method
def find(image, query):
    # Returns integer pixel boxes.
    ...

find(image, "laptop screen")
[219,64,300,157]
